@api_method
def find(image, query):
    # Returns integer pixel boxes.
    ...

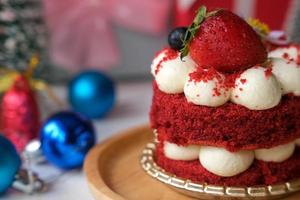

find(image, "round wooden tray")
[84,125,300,200]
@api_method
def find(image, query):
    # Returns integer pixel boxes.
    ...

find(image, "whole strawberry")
[181,7,267,72]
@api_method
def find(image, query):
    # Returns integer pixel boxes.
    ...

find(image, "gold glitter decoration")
[248,18,270,38]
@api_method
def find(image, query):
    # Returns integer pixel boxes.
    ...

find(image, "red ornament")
[0,75,40,152]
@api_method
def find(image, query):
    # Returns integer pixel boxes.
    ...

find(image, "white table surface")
[2,81,152,200]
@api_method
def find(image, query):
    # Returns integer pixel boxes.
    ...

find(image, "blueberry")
[168,27,188,50]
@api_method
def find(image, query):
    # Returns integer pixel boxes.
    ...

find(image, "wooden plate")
[84,125,300,200]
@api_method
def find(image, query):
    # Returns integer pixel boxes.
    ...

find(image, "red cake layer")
[150,82,300,151]
[156,142,300,186]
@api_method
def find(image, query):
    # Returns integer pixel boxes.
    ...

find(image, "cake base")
[141,141,300,200]
[155,140,300,186]
[83,125,300,200]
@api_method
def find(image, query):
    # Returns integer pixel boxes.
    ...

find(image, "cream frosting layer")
[254,142,295,163]
[151,49,196,94]
[231,66,282,110]
[163,142,201,161]
[268,46,299,62]
[270,58,300,96]
[184,71,230,107]
[164,140,299,177]
[199,146,254,177]
[151,48,299,110]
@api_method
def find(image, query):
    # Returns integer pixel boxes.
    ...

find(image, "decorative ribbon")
[43,0,172,71]
[0,55,63,106]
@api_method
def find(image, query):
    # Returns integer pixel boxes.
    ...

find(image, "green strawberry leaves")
[180,6,222,60]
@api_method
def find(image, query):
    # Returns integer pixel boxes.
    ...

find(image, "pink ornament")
[108,0,172,35]
[43,0,172,71]
[44,0,120,70]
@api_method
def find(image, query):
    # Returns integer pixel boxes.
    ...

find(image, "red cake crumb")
[150,81,300,152]
[270,44,300,65]
[240,79,247,84]
[188,67,227,97]
[223,72,242,88]
[283,53,290,60]
[264,67,273,78]
[156,143,300,186]
[154,48,178,75]
[298,52,300,65]
[212,87,221,97]
[189,67,222,83]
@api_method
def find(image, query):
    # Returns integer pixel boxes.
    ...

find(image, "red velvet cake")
[149,6,300,188]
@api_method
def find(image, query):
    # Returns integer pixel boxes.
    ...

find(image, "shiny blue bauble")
[68,71,115,119]
[40,111,96,170]
[0,135,21,195]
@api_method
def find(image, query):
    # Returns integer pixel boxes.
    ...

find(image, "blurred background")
[0,0,300,199]
[0,0,300,83]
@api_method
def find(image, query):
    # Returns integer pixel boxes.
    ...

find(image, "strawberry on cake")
[148,6,300,188]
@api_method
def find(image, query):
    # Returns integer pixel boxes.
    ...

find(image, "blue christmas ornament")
[40,111,96,170]
[0,135,21,195]
[68,71,115,119]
